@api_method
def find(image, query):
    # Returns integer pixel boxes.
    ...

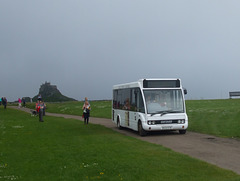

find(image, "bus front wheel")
[179,130,186,134]
[138,121,147,136]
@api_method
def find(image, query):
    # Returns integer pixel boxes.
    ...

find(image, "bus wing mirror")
[184,88,187,95]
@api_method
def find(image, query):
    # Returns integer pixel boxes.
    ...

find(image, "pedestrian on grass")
[38,100,45,122]
[18,98,22,108]
[36,100,40,114]
[2,97,7,109]
[82,97,91,125]
[22,97,26,107]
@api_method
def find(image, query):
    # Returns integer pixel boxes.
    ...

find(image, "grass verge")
[186,99,240,138]
[0,107,240,180]
[26,99,240,139]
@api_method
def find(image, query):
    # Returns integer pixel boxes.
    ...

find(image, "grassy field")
[26,100,112,119]
[1,107,240,180]
[25,99,240,139]
[186,99,240,139]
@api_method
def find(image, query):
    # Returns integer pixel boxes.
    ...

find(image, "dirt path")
[12,107,240,175]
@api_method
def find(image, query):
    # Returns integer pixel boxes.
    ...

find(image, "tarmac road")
[11,106,240,175]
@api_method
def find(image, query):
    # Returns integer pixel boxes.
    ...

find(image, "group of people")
[0,97,7,109]
[18,97,26,108]
[34,96,91,124]
[1,94,91,125]
[12,94,91,124]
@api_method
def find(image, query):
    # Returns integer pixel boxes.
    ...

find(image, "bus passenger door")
[125,111,129,126]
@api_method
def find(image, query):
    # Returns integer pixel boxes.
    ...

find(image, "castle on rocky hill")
[32,82,76,102]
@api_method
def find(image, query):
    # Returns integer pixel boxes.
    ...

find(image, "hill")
[32,82,76,102]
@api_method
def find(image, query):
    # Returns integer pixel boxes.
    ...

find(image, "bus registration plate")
[162,126,172,130]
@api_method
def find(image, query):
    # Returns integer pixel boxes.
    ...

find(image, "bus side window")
[124,98,130,110]
[113,90,117,109]
[135,88,145,113]
[130,89,137,111]
[138,91,145,113]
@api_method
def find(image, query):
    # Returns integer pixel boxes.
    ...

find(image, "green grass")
[186,99,240,138]
[1,107,240,180]
[26,100,112,119]
[25,99,240,139]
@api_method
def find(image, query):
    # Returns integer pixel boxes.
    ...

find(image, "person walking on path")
[82,97,91,125]
[36,100,40,114]
[37,100,45,122]
[18,98,22,108]
[2,97,7,109]
[22,97,26,107]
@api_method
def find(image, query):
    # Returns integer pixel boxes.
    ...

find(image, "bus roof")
[113,78,181,89]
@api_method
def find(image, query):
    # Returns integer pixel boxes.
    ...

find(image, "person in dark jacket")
[82,97,91,125]
[2,97,7,109]
[37,100,45,122]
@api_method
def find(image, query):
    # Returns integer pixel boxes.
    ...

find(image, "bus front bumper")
[142,123,188,131]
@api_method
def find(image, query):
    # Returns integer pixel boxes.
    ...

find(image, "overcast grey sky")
[1,0,240,101]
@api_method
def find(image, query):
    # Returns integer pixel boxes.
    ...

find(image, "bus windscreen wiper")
[150,110,182,116]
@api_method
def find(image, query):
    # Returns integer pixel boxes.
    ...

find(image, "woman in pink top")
[18,98,22,108]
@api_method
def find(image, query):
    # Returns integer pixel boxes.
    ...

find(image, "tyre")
[179,130,186,134]
[138,121,147,136]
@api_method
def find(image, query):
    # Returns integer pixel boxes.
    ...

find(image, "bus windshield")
[143,89,184,115]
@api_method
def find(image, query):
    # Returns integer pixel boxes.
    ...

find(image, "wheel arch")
[117,114,123,129]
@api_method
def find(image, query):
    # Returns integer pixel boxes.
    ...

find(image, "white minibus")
[112,78,188,136]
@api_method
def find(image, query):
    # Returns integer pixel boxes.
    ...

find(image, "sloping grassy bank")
[1,107,239,180]
[186,99,240,139]
[25,99,240,139]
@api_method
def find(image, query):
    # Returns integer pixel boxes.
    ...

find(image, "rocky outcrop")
[32,82,76,102]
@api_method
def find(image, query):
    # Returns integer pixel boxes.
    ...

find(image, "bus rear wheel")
[117,118,122,130]
[138,121,147,136]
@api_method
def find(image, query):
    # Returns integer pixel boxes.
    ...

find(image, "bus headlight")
[178,120,185,124]
[147,121,155,125]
